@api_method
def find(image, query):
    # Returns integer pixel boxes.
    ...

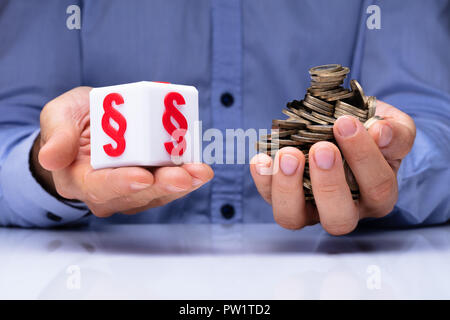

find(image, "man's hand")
[250,100,416,235]
[33,87,213,217]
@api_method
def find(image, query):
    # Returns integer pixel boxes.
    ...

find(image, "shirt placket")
[210,0,243,223]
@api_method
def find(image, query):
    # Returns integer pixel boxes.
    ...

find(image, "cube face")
[90,81,199,169]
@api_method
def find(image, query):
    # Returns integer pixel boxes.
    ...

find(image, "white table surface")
[0,223,449,299]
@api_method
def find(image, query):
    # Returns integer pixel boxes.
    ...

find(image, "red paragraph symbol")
[163,92,188,157]
[101,93,127,157]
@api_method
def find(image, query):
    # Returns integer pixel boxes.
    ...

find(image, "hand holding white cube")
[89,81,200,169]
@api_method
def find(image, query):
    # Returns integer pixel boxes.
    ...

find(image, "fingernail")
[280,154,299,176]
[337,116,357,137]
[192,178,203,187]
[165,185,188,192]
[255,160,272,175]
[378,124,393,147]
[130,182,151,191]
[313,146,335,170]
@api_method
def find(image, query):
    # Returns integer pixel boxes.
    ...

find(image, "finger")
[105,166,196,207]
[82,166,155,203]
[309,141,359,235]
[250,153,274,204]
[39,87,92,170]
[122,164,214,213]
[121,190,190,214]
[135,163,214,209]
[334,116,398,217]
[366,109,415,160]
[86,166,197,216]
[271,147,308,230]
[144,166,195,199]
[181,163,214,187]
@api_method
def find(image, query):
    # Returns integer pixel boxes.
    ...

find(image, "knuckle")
[123,195,149,208]
[350,148,371,164]
[365,175,397,204]
[273,180,300,195]
[86,193,104,204]
[54,183,73,200]
[315,182,341,195]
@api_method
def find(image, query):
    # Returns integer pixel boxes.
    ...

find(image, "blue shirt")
[0,0,449,228]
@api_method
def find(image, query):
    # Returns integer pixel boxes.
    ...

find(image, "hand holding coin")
[250,100,416,235]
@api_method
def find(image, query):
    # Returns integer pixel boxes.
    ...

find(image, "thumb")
[38,87,92,171]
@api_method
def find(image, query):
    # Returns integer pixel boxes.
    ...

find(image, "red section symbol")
[101,93,127,157]
[162,92,188,157]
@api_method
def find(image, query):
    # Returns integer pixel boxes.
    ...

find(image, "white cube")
[90,81,200,169]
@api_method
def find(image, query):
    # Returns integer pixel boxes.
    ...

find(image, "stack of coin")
[256,64,378,201]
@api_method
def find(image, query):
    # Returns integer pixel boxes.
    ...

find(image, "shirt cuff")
[0,130,90,227]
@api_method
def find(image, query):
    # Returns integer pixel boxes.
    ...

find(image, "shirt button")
[220,92,234,107]
[220,204,235,220]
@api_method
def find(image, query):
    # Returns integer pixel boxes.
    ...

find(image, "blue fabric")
[0,0,448,228]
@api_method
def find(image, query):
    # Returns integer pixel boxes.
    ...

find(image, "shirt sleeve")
[0,0,90,227]
[357,0,450,227]
[0,128,90,227]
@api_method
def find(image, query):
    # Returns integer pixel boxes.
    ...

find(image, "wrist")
[29,132,59,198]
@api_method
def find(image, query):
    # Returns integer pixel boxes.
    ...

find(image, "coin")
[303,178,312,190]
[363,115,384,130]
[302,100,334,116]
[295,109,329,125]
[257,64,377,201]
[309,64,342,75]
[272,119,308,128]
[316,88,348,98]
[343,160,359,192]
[334,110,366,122]
[304,94,334,109]
[291,134,323,143]
[325,90,354,101]
[335,100,368,117]
[310,79,344,87]
[273,139,305,146]
[311,74,346,82]
[282,108,302,119]
[318,66,350,78]
[260,129,297,140]
[306,124,334,133]
[308,87,342,95]
[310,111,337,124]
[350,80,367,108]
[255,142,279,150]
[298,130,334,139]
[367,96,377,118]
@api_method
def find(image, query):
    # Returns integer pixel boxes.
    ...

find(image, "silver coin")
[325,90,354,101]
[306,124,334,133]
[298,130,334,139]
[335,100,368,117]
[309,64,342,75]
[302,100,334,116]
[350,79,367,108]
[296,109,329,125]
[367,96,377,118]
[291,134,323,143]
[310,111,337,124]
[304,94,334,109]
